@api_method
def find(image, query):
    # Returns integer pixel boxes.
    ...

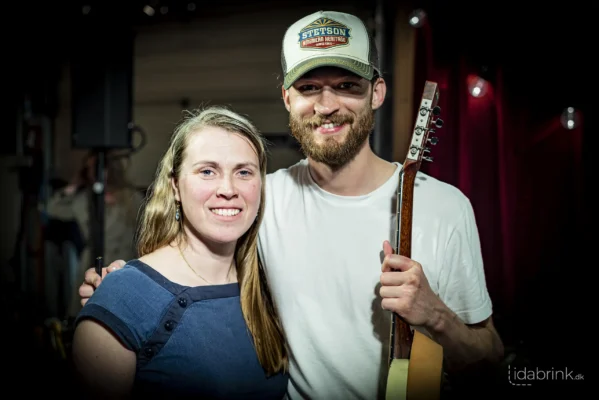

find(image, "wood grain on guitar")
[386,81,444,400]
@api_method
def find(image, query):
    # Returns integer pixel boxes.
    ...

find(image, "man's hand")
[380,241,505,374]
[379,240,445,331]
[79,259,126,306]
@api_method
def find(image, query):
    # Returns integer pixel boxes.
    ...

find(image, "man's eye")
[299,85,318,91]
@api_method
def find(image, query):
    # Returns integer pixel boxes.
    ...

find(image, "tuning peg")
[423,156,434,162]
[423,147,431,154]
[418,105,441,117]
[427,137,439,145]
[433,118,443,128]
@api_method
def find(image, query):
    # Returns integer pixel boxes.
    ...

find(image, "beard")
[289,105,375,171]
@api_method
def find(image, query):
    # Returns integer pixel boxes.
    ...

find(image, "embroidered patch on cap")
[298,17,351,49]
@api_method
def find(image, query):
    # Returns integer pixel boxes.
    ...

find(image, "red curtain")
[411,20,586,364]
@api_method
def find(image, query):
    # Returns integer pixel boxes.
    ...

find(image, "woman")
[71,106,289,399]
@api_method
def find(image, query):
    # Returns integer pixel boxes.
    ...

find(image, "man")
[80,10,504,399]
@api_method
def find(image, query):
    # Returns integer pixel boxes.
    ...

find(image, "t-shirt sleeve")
[75,265,170,352]
[437,198,493,325]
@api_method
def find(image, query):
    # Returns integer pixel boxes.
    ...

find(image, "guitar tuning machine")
[422,147,433,162]
[418,105,443,129]
[427,137,439,145]
[409,146,433,163]
[419,105,441,116]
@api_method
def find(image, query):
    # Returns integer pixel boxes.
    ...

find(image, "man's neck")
[307,141,397,196]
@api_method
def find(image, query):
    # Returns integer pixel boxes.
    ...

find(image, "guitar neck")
[389,168,417,362]
[388,80,440,365]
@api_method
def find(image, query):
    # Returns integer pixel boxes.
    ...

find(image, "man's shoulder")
[413,170,473,217]
[266,158,308,186]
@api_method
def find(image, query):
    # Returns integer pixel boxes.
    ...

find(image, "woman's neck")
[177,228,237,284]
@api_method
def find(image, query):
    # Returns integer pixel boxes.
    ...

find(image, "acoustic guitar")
[385,80,445,400]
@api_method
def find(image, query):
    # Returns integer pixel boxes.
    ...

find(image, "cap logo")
[298,17,351,49]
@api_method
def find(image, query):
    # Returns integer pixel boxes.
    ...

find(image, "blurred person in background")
[47,150,143,317]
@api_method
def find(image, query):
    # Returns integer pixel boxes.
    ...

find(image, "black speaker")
[71,28,134,149]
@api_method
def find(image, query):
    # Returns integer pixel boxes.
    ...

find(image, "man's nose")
[314,89,340,116]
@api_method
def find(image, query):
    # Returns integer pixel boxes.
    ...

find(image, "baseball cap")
[281,10,381,89]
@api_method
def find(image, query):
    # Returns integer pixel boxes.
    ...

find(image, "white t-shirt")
[258,159,492,400]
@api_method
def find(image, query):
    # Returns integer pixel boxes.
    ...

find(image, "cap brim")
[283,56,374,89]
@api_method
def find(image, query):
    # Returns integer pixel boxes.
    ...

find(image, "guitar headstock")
[403,80,442,172]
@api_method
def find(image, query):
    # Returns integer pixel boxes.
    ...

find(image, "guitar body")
[386,359,409,399]
[407,330,444,399]
[385,81,444,400]
[386,331,443,400]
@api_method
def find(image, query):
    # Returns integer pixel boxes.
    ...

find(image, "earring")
[175,202,181,221]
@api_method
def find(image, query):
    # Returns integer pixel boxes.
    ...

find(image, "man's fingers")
[107,259,126,272]
[382,254,419,273]
[103,259,126,277]
[379,285,399,299]
[382,240,394,257]
[381,298,404,313]
[380,271,408,287]
[79,282,95,302]
[84,267,101,286]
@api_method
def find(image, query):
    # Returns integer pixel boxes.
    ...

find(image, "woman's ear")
[171,176,181,202]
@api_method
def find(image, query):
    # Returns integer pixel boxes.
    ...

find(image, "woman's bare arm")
[71,319,137,399]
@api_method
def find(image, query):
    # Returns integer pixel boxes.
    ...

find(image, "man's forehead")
[297,67,363,81]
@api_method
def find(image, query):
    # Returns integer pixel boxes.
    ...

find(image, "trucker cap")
[281,10,381,89]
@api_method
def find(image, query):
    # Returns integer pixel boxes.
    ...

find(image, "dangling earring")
[175,202,181,221]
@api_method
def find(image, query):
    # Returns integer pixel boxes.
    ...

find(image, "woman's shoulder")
[76,259,171,352]
[82,257,177,320]
[104,259,147,281]
[136,246,193,287]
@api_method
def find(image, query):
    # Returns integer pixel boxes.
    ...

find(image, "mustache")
[303,114,354,128]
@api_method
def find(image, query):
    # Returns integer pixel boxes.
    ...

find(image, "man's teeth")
[211,209,240,216]
[321,123,339,129]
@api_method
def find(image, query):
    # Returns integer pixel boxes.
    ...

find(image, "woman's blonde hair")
[135,105,287,375]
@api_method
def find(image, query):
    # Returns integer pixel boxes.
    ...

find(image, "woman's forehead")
[184,127,259,164]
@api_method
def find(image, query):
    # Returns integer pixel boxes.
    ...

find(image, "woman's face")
[172,126,262,246]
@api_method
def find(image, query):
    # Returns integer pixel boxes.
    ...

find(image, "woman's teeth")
[211,209,240,216]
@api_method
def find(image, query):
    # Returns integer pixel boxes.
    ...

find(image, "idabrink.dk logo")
[508,365,584,386]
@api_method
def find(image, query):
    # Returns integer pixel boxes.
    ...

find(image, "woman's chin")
[201,227,250,246]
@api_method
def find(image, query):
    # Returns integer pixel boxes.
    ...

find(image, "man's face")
[282,67,385,170]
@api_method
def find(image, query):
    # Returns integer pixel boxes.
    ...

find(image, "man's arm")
[380,241,504,374]
[427,307,504,373]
